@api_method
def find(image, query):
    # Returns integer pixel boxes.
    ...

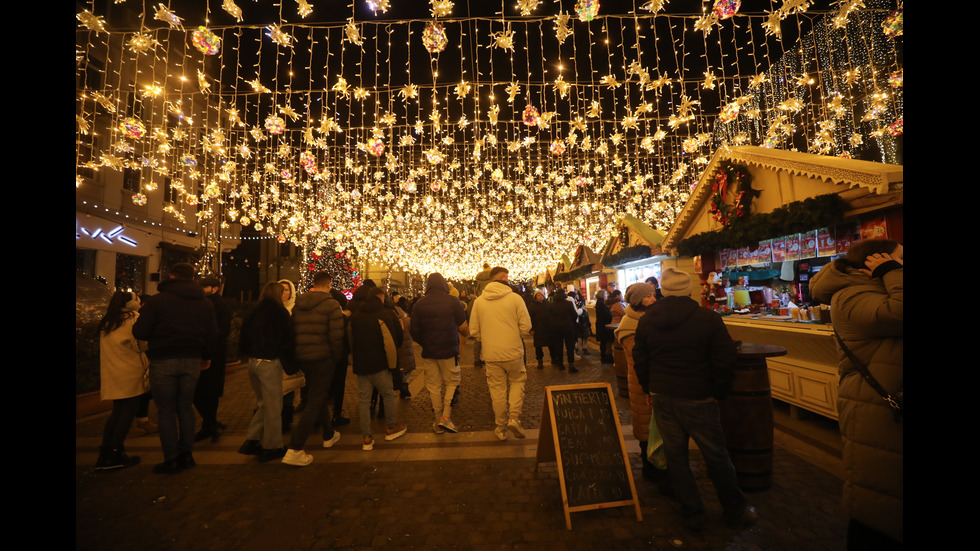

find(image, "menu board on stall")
[800,231,817,258]
[785,234,801,261]
[836,222,860,254]
[757,239,773,263]
[772,237,787,262]
[720,248,737,269]
[536,383,642,530]
[861,217,889,240]
[816,228,836,257]
[738,246,753,266]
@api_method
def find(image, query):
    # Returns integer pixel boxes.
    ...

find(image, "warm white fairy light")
[77,1,902,279]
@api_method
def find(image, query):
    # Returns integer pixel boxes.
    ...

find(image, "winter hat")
[660,268,693,297]
[624,282,656,307]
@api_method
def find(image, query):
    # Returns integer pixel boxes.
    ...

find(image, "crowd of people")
[93,242,901,544]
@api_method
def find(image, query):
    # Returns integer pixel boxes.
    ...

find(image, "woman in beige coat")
[810,239,903,548]
[614,282,670,493]
[95,291,150,470]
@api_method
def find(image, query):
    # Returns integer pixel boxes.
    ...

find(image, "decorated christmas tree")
[300,243,360,295]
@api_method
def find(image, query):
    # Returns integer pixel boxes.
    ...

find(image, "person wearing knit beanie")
[625,282,657,307]
[659,268,693,298]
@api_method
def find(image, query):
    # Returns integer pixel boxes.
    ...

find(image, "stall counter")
[722,316,839,420]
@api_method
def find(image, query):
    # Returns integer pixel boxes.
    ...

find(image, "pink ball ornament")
[712,0,741,20]
[264,115,286,134]
[118,117,146,139]
[575,0,599,21]
[522,105,540,126]
[191,26,221,55]
[366,138,385,156]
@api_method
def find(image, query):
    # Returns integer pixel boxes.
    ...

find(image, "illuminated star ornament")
[430,0,454,18]
[267,24,295,48]
[517,0,541,16]
[554,13,572,43]
[345,21,363,46]
[153,4,184,30]
[127,32,159,54]
[491,24,515,51]
[222,0,243,22]
[77,10,107,34]
[296,0,313,18]
[640,0,668,12]
[366,0,391,14]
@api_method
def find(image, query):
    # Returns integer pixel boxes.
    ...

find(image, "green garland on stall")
[603,244,653,268]
[553,264,596,282]
[676,193,849,257]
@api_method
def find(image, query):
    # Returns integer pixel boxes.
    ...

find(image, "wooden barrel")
[612,342,629,398]
[719,344,782,492]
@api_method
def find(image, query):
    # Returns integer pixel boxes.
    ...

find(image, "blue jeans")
[148,358,201,462]
[246,358,284,450]
[357,370,397,437]
[651,394,747,521]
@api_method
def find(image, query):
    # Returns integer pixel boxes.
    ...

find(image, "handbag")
[378,320,398,370]
[833,330,903,421]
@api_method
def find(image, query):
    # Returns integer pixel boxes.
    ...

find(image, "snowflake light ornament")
[491,24,515,51]
[154,4,184,30]
[296,0,313,18]
[555,13,572,43]
[267,25,294,48]
[77,10,107,33]
[222,0,243,21]
[127,33,158,54]
[342,21,363,45]
[430,0,454,18]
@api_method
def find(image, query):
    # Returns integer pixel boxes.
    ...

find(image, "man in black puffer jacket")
[410,273,468,434]
[282,271,346,467]
[632,267,755,534]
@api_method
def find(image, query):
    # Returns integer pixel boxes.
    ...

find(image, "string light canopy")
[76,0,903,280]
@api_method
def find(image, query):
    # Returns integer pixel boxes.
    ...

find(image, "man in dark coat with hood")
[133,262,217,474]
[410,273,468,433]
[632,267,756,534]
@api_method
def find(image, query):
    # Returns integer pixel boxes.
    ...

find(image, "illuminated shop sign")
[76,225,138,247]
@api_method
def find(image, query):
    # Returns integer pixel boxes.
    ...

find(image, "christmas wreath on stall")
[709,163,759,227]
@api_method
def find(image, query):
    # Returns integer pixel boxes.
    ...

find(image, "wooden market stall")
[661,145,903,420]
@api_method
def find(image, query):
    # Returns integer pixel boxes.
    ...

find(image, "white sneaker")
[507,418,526,439]
[432,421,445,434]
[282,449,313,466]
[494,426,508,441]
[437,417,457,433]
[322,431,342,448]
[362,435,375,451]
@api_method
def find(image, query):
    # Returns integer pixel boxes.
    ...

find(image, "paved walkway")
[76,337,847,550]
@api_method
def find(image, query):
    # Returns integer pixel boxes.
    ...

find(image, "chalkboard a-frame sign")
[535,383,642,530]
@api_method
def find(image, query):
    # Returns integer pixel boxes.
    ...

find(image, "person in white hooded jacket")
[469,267,532,441]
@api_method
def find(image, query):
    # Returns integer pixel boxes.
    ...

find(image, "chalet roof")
[663,146,904,253]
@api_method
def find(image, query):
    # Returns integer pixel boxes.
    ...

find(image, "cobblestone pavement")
[77,337,847,550]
